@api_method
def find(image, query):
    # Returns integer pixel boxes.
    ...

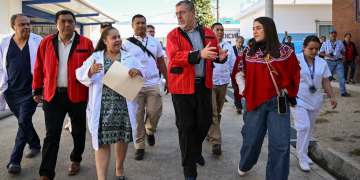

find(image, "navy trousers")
[4,94,40,168]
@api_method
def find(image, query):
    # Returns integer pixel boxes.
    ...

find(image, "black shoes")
[7,164,21,173]
[134,149,145,160]
[147,134,155,146]
[212,144,222,155]
[196,155,205,166]
[25,148,40,158]
[237,109,242,114]
[341,92,351,97]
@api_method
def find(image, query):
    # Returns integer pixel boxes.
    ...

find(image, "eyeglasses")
[58,19,75,25]
[174,10,189,18]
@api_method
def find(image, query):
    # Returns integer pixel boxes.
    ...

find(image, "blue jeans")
[239,95,290,180]
[4,94,40,168]
[326,60,347,94]
[343,60,356,80]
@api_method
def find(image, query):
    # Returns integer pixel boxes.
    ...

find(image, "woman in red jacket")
[343,33,359,84]
[231,17,300,180]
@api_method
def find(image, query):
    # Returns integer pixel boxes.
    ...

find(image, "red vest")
[32,32,94,103]
[166,25,222,94]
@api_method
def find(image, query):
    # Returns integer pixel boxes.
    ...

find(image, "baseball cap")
[100,22,112,28]
[329,29,337,33]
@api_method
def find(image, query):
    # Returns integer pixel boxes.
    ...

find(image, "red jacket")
[32,32,93,103]
[231,45,300,111]
[166,25,225,94]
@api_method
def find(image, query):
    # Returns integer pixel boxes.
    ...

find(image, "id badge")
[333,52,337,56]
[277,95,287,114]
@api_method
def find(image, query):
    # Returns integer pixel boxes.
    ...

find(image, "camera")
[330,52,334,57]
[309,84,317,93]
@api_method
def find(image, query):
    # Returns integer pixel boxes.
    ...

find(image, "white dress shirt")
[212,40,236,85]
[122,34,163,87]
[57,32,75,87]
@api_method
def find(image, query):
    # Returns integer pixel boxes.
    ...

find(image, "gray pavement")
[0,94,333,180]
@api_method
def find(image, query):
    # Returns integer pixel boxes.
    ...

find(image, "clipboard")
[101,61,145,102]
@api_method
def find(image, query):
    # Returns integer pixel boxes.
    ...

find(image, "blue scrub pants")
[4,94,40,168]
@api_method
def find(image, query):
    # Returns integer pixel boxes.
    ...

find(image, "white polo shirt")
[212,40,236,85]
[296,53,332,110]
[122,34,163,87]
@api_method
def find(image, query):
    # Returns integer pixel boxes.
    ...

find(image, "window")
[316,21,332,39]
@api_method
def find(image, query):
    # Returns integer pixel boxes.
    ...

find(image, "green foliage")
[315,118,329,124]
[190,0,215,27]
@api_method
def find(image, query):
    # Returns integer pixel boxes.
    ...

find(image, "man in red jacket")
[32,10,93,180]
[166,1,228,179]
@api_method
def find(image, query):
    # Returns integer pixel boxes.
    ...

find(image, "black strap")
[127,37,156,61]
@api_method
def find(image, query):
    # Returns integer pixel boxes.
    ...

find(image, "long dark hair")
[94,27,119,52]
[248,17,281,58]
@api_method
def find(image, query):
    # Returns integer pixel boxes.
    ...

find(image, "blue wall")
[243,33,316,55]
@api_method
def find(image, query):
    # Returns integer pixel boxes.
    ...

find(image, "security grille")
[31,24,58,38]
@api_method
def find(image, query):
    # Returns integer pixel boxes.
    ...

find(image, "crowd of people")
[0,0,358,180]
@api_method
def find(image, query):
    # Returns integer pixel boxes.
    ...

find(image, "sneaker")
[212,144,222,155]
[299,161,310,171]
[64,120,71,130]
[196,155,205,166]
[146,134,155,146]
[237,167,246,176]
[308,158,314,165]
[134,149,145,160]
[7,164,21,173]
[341,92,351,97]
[25,148,40,158]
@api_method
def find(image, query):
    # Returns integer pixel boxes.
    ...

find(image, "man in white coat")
[207,23,236,155]
[0,14,42,173]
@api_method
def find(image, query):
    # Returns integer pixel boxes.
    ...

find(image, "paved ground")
[0,94,334,180]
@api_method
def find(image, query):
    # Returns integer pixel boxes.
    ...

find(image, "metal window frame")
[316,21,332,37]
[356,0,360,22]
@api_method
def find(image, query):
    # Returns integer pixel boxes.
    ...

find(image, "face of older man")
[55,14,75,38]
[11,15,31,40]
[175,4,196,30]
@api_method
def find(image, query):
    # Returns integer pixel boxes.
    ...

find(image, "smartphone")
[277,96,287,114]
[285,31,287,34]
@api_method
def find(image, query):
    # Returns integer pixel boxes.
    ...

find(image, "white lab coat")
[0,33,42,110]
[76,49,147,150]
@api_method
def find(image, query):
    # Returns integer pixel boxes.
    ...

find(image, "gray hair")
[10,14,28,25]
[236,36,244,41]
[175,1,195,11]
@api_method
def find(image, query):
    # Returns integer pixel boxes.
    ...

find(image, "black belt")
[57,87,67,93]
[195,78,205,83]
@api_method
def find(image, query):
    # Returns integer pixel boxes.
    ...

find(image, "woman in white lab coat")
[76,27,146,180]
[290,35,337,171]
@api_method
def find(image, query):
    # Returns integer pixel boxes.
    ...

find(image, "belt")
[195,78,205,83]
[57,87,67,93]
[329,58,341,61]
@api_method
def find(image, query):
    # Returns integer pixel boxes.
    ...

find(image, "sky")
[88,0,242,24]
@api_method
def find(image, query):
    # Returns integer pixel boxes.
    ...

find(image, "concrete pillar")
[265,0,274,19]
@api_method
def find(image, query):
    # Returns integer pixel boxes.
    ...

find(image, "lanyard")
[331,42,337,51]
[303,54,315,80]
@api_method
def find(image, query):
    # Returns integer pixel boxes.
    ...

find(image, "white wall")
[0,0,22,39]
[238,4,332,40]
[274,4,332,34]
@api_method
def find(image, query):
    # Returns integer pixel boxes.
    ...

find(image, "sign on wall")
[223,31,240,45]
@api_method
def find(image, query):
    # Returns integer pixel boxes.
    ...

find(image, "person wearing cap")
[92,22,112,48]
[320,29,350,97]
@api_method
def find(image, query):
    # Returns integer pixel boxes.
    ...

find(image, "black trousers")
[39,91,87,179]
[172,81,213,178]
[231,80,243,110]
